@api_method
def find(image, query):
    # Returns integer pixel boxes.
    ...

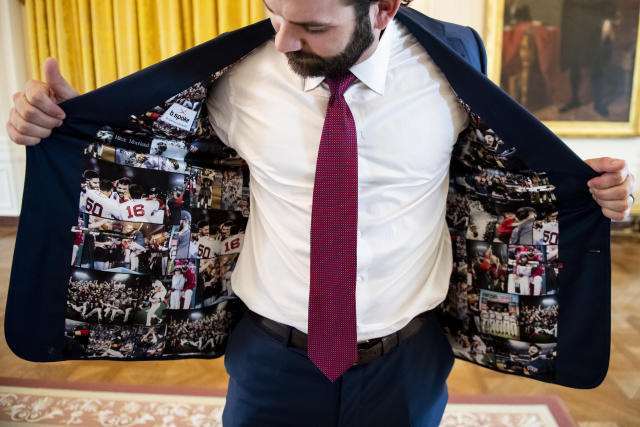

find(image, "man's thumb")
[43,57,79,103]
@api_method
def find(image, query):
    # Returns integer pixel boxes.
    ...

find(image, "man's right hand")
[7,57,79,146]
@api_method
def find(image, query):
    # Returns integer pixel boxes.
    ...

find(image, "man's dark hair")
[128,184,143,199]
[83,170,98,180]
[100,179,113,192]
[344,0,414,8]
[343,0,413,28]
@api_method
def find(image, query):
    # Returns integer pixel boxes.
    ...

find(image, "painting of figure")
[489,0,640,135]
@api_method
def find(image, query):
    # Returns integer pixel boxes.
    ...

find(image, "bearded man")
[6,0,635,425]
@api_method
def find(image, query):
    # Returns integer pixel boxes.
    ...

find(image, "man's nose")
[274,23,302,53]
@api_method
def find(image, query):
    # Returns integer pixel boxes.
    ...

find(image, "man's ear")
[371,0,403,30]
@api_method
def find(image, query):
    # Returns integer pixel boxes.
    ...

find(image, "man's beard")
[285,11,375,79]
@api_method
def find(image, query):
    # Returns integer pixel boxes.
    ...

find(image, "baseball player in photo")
[511,253,532,295]
[146,280,167,326]
[170,263,187,309]
[197,221,221,259]
[118,184,164,224]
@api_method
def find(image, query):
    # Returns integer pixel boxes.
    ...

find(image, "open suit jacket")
[5,7,611,389]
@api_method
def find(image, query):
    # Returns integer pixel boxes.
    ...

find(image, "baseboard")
[0,216,18,227]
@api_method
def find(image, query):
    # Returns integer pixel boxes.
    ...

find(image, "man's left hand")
[585,157,636,221]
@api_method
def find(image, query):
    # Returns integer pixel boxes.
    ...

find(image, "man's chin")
[286,56,326,78]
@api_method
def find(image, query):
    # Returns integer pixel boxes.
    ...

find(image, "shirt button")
[359,130,365,139]
[357,230,362,239]
[357,276,363,284]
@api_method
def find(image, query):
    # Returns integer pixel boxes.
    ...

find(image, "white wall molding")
[0,137,21,215]
[1,0,29,216]
[412,0,485,34]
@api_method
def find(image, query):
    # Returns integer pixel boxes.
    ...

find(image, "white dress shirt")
[207,19,469,340]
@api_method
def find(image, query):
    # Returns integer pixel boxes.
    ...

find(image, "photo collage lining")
[440,117,560,379]
[65,74,249,359]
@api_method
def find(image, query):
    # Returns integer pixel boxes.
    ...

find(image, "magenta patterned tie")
[309,73,359,382]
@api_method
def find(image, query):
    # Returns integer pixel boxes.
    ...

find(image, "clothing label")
[158,104,198,132]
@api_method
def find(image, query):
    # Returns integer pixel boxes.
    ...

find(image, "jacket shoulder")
[397,7,487,75]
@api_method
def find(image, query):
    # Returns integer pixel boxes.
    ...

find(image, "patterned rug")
[0,378,575,426]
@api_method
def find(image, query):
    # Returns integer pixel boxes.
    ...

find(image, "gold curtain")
[25,0,266,94]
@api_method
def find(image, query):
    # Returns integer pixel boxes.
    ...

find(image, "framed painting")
[485,0,640,136]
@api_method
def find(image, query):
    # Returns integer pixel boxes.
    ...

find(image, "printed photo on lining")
[169,211,192,260]
[479,290,520,340]
[72,216,172,275]
[189,166,223,210]
[64,320,137,359]
[163,300,238,356]
[544,263,560,295]
[166,259,199,310]
[190,209,248,260]
[134,325,168,358]
[219,254,238,297]
[454,123,528,171]
[533,211,559,245]
[507,245,548,295]
[166,186,190,226]
[445,328,497,368]
[466,198,498,241]
[89,324,137,358]
[449,253,470,296]
[221,168,249,213]
[518,295,559,343]
[66,268,142,325]
[132,277,172,327]
[90,126,154,154]
[64,319,92,358]
[493,338,557,379]
[115,149,164,170]
[84,142,106,160]
[186,138,240,161]
[446,191,471,232]
[150,139,190,160]
[79,157,186,225]
[441,278,479,334]
[455,164,556,207]
[199,258,224,307]
[494,206,538,245]
[450,231,468,260]
[86,144,169,169]
[468,241,509,293]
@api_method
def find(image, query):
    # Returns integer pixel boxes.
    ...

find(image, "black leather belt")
[248,310,430,366]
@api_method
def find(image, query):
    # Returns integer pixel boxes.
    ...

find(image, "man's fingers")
[43,57,80,102]
[593,195,633,213]
[585,157,627,174]
[13,93,64,130]
[24,80,66,120]
[590,175,634,201]
[9,108,54,140]
[601,205,632,222]
[588,167,628,190]
[6,122,42,146]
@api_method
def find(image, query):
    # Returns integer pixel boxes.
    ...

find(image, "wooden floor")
[1,226,639,426]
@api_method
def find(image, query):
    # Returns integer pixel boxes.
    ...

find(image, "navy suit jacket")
[5,8,610,389]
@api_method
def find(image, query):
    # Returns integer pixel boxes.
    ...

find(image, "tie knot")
[326,73,357,97]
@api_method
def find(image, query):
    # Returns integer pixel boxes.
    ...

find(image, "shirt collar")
[303,18,396,95]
